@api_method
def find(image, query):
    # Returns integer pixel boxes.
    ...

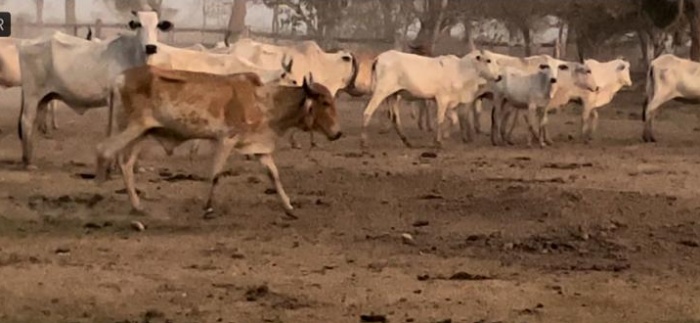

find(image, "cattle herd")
[0,9,697,218]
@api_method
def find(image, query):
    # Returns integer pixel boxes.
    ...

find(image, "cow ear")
[128,21,141,30]
[157,21,173,31]
[558,64,569,71]
[302,77,311,94]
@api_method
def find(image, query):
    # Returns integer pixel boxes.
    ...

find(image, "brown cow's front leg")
[204,137,236,215]
[256,153,296,219]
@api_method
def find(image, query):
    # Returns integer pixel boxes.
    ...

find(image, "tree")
[411,0,450,54]
[65,0,76,25]
[34,0,44,25]
[225,0,248,44]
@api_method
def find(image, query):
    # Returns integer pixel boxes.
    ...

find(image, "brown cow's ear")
[303,99,315,128]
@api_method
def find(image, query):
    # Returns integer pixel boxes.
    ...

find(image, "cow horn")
[281,55,293,73]
[224,31,231,47]
[302,76,312,95]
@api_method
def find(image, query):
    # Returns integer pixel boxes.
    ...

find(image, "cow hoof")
[202,207,219,220]
[284,208,299,220]
[129,207,148,217]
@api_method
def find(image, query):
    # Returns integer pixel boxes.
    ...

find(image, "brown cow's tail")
[643,65,654,122]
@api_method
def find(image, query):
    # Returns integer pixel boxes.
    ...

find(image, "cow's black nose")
[550,78,557,84]
[495,75,503,82]
[145,44,158,55]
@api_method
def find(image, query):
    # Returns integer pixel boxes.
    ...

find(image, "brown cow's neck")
[265,86,308,135]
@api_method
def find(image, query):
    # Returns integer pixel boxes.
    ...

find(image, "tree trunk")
[34,0,44,25]
[687,0,700,62]
[554,23,568,59]
[463,20,476,52]
[65,0,76,24]
[226,0,247,45]
[413,0,449,54]
[65,0,76,35]
[521,25,532,56]
[381,0,396,43]
[638,29,654,70]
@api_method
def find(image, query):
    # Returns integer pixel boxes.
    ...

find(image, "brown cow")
[95,65,342,218]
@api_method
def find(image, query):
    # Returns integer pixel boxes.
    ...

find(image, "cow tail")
[370,58,378,93]
[17,89,24,140]
[643,66,654,122]
[107,87,115,138]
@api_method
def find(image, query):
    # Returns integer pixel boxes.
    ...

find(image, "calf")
[489,62,560,147]
[500,61,600,145]
[95,66,341,217]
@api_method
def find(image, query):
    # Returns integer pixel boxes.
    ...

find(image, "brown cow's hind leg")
[204,137,237,214]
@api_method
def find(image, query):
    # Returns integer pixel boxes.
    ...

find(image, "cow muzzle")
[145,44,158,55]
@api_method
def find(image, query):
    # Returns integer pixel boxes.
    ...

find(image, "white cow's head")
[472,50,503,83]
[558,63,599,93]
[615,59,633,87]
[326,48,358,95]
[127,10,173,56]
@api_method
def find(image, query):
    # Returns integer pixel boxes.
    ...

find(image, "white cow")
[498,60,600,146]
[360,49,501,149]
[17,10,172,169]
[0,28,98,136]
[487,61,561,147]
[575,58,632,142]
[643,54,699,142]
[146,44,294,84]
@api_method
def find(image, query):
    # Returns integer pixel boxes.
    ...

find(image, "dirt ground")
[1,85,700,323]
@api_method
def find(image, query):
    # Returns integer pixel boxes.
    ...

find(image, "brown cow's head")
[301,74,342,141]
